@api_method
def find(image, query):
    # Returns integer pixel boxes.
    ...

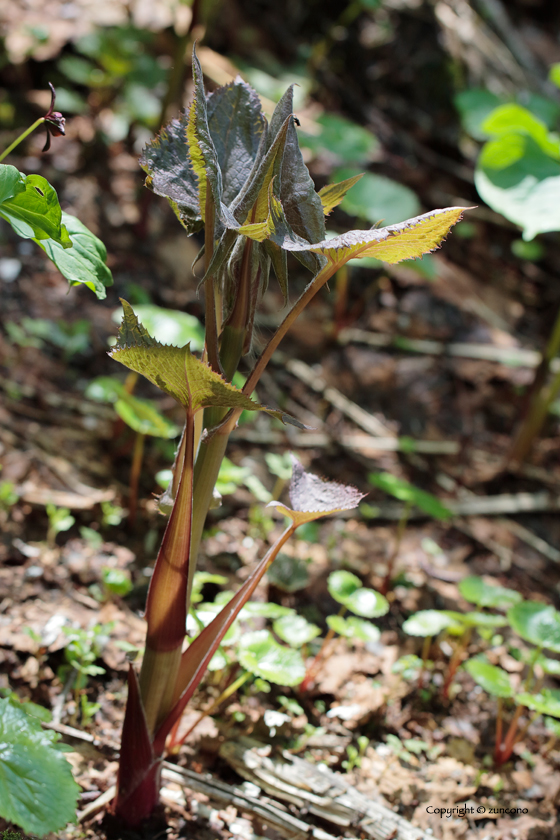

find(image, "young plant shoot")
[109,46,465,825]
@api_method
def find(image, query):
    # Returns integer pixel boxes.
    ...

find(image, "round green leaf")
[402,610,461,637]
[458,576,522,610]
[516,688,560,718]
[273,614,321,647]
[328,570,361,601]
[101,567,132,597]
[240,602,294,620]
[0,699,80,835]
[343,587,389,619]
[238,630,306,686]
[0,164,26,204]
[507,601,560,652]
[326,615,380,643]
[463,657,513,698]
[267,553,310,593]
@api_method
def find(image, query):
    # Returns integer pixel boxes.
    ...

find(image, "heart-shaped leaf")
[273,614,321,646]
[237,629,305,685]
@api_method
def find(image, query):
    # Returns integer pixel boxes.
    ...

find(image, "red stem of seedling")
[494,704,524,767]
[300,605,346,692]
[442,628,471,700]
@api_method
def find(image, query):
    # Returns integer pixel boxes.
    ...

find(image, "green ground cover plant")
[0,47,464,833]
[402,576,560,766]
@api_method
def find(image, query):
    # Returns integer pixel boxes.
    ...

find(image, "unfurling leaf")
[318,173,364,215]
[110,301,303,426]
[269,456,366,525]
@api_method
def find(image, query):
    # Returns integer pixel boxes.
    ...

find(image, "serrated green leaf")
[0,698,80,836]
[273,614,321,646]
[458,576,522,610]
[110,301,302,426]
[517,688,560,718]
[112,304,205,351]
[463,657,513,697]
[238,629,305,685]
[318,174,364,216]
[508,601,560,652]
[369,472,452,520]
[0,164,26,203]
[279,206,466,268]
[36,211,113,299]
[403,610,462,637]
[0,174,72,246]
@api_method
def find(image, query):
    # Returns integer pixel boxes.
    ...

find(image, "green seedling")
[342,735,370,772]
[24,45,465,827]
[0,479,19,512]
[45,503,75,548]
[367,472,453,594]
[402,578,517,699]
[300,569,388,691]
[57,623,112,725]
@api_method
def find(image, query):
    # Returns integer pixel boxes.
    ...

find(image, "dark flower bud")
[42,83,66,152]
